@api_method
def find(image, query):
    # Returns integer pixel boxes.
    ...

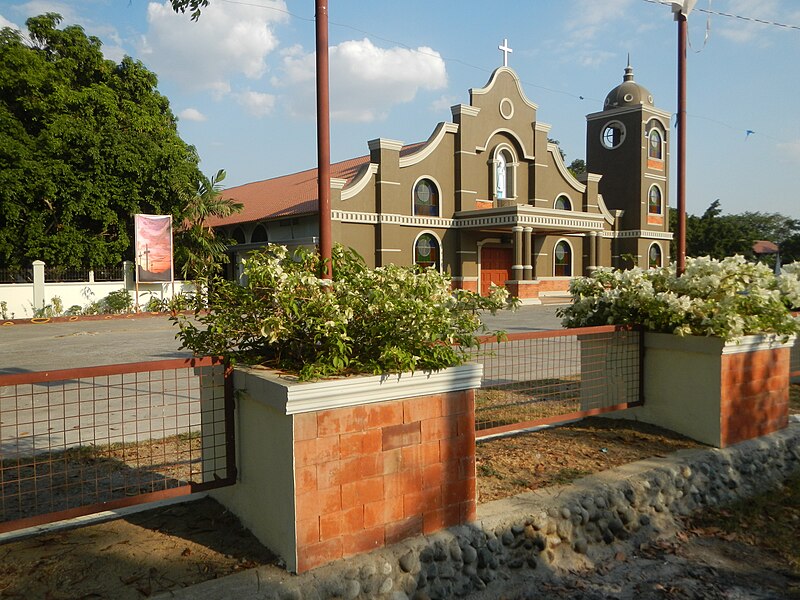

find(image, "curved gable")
[470,67,539,112]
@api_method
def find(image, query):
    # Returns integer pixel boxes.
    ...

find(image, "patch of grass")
[688,473,800,574]
[477,463,504,479]
[551,467,591,486]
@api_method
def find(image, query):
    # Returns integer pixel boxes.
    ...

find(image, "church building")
[211,45,672,302]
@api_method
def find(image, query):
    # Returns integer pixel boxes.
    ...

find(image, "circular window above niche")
[499,98,514,120]
[600,120,626,150]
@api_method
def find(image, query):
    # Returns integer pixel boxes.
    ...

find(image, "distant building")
[211,52,672,302]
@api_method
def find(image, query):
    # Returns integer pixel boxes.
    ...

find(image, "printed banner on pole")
[134,214,174,283]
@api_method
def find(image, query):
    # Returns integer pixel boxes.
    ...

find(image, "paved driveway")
[0,305,565,374]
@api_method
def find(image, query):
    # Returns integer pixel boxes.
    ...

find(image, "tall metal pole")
[676,13,688,276]
[315,0,332,279]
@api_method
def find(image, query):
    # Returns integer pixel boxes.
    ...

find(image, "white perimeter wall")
[0,280,195,319]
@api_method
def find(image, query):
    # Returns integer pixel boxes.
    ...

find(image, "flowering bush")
[174,244,512,380]
[559,256,800,340]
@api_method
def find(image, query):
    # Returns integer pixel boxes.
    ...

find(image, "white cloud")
[179,107,207,122]
[273,38,447,122]
[16,1,78,23]
[430,95,458,114]
[0,15,21,31]
[564,0,636,41]
[715,0,780,44]
[236,90,276,117]
[140,0,288,93]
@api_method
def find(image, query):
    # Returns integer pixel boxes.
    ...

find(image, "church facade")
[212,57,672,302]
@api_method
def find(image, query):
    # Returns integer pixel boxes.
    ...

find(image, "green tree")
[568,158,586,178]
[0,14,201,271]
[670,200,800,264]
[175,169,243,280]
[170,0,210,21]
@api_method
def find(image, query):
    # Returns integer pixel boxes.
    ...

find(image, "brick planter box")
[211,364,481,573]
[616,333,793,448]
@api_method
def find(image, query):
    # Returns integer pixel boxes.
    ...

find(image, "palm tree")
[175,169,242,281]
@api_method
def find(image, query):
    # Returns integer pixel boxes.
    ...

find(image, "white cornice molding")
[341,163,378,201]
[546,145,586,193]
[644,173,668,181]
[475,128,534,160]
[578,173,603,184]
[586,105,672,122]
[399,122,459,168]
[235,363,483,415]
[330,178,347,190]
[452,104,480,118]
[603,229,674,240]
[333,210,455,228]
[470,67,539,112]
[595,194,616,225]
[333,208,608,232]
[368,138,404,152]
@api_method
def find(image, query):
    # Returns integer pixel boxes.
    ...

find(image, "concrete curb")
[155,424,800,600]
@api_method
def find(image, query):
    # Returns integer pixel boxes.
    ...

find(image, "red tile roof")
[208,140,430,228]
[208,155,371,227]
[752,240,779,254]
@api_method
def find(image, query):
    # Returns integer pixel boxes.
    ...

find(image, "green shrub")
[102,289,133,314]
[559,256,800,340]
[174,244,512,380]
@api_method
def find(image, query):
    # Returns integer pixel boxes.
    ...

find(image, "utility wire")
[217,0,790,143]
[642,0,800,31]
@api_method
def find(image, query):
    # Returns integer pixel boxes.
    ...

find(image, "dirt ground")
[1,385,798,599]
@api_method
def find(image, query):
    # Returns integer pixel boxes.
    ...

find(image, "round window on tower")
[600,121,626,150]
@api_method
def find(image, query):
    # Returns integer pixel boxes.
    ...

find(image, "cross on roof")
[498,38,513,67]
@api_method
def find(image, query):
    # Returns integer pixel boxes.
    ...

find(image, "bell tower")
[585,60,672,269]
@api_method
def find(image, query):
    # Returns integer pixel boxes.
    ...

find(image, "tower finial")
[623,55,634,82]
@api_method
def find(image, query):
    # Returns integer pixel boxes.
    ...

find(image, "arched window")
[553,240,572,277]
[413,178,439,217]
[648,128,663,161]
[648,243,662,269]
[554,194,572,211]
[251,224,268,243]
[231,227,246,244]
[414,233,440,270]
[493,145,517,201]
[648,185,662,215]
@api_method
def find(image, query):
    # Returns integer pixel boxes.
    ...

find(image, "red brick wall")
[720,347,790,447]
[505,281,540,299]
[535,279,571,293]
[451,280,479,293]
[292,390,476,573]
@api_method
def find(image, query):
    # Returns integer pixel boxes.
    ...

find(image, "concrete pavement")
[0,304,566,374]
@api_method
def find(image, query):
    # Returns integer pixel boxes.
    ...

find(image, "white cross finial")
[498,38,512,67]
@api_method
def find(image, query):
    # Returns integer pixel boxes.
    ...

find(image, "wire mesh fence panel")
[470,326,642,438]
[0,357,234,533]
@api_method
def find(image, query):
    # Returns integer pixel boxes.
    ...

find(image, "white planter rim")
[234,363,483,415]
[644,331,795,355]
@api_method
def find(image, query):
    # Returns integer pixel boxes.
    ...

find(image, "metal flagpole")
[316,0,332,279]
[672,0,695,276]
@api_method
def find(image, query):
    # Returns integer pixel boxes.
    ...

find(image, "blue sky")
[2,0,799,219]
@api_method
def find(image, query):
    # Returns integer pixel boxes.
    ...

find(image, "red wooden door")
[480,247,513,296]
